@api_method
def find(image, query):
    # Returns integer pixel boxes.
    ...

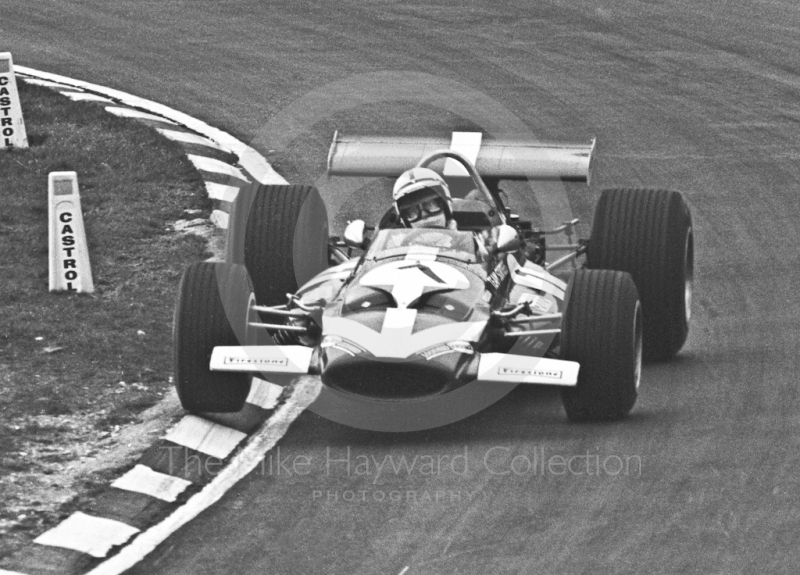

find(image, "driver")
[393,167,457,230]
[388,167,513,259]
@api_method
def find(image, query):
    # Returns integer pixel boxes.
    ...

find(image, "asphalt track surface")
[4,1,800,573]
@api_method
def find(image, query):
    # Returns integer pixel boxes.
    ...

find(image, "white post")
[0,52,29,149]
[48,172,94,293]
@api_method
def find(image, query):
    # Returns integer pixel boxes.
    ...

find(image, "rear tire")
[587,188,693,361]
[173,262,254,413]
[227,184,329,306]
[560,269,642,422]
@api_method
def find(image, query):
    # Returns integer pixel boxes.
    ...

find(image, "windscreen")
[365,228,478,263]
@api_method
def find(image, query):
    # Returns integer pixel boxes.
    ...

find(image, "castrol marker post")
[49,172,94,293]
[0,52,29,148]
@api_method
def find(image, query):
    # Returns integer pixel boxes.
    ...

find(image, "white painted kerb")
[15,65,288,185]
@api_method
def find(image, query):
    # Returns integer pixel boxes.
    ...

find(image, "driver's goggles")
[401,199,444,222]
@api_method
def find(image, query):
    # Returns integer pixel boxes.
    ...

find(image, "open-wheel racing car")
[173,132,693,422]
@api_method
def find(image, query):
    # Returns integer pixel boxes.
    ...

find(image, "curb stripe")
[156,128,231,152]
[16,65,288,185]
[60,92,113,103]
[18,78,63,88]
[246,378,284,410]
[138,443,222,485]
[6,67,295,575]
[205,182,240,203]
[33,512,140,558]
[111,465,192,502]
[87,489,170,531]
[209,210,230,229]
[18,78,64,88]
[104,106,177,124]
[187,154,249,182]
[85,377,321,575]
[163,415,247,459]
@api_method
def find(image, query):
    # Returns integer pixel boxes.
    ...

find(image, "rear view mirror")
[495,224,522,253]
[343,219,367,249]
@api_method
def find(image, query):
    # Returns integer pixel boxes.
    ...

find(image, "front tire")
[560,269,642,422]
[173,262,254,413]
[587,188,693,361]
[227,184,329,306]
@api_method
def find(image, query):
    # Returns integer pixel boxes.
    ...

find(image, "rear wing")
[327,132,595,183]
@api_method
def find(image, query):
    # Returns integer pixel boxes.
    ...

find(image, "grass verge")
[0,79,212,557]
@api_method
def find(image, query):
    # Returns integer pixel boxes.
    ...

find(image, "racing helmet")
[393,167,453,227]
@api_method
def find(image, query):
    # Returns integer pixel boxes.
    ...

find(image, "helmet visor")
[400,192,445,222]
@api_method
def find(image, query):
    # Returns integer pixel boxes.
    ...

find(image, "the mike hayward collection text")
[162,445,642,480]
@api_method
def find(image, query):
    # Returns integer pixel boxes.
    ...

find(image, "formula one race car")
[173,132,693,422]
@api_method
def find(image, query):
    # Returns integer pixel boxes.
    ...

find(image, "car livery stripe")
[324,316,486,359]
[519,266,568,291]
[298,260,358,292]
[506,255,568,293]
[360,259,470,309]
[444,131,483,176]
[381,308,418,338]
[511,267,566,299]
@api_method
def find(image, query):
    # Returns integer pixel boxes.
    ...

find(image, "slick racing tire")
[173,262,255,413]
[587,188,693,361]
[227,184,329,306]
[560,269,642,422]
